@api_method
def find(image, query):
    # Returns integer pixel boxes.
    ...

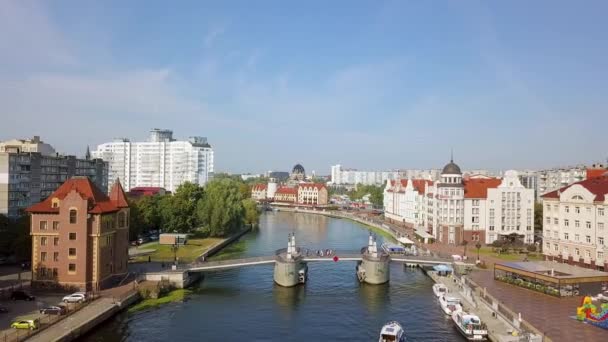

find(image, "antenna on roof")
[450,148,454,163]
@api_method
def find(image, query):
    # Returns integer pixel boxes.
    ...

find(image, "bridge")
[186,250,450,272]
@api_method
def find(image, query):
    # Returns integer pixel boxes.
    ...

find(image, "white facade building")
[92,129,214,192]
[542,174,608,270]
[0,136,56,156]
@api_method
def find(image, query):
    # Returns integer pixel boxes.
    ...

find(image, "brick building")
[26,176,130,291]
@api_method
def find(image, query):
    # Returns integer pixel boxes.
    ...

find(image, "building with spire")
[26,177,130,291]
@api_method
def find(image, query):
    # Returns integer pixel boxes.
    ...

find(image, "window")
[587,207,592,214]
[575,206,580,214]
[585,250,591,258]
[554,244,558,251]
[546,204,550,211]
[563,246,569,253]
[52,268,58,277]
[575,248,580,256]
[52,221,59,230]
[69,232,76,240]
[586,235,591,243]
[599,237,604,245]
[41,237,47,246]
[68,248,76,257]
[599,208,605,216]
[118,212,126,227]
[39,221,47,230]
[546,217,550,224]
[68,264,76,273]
[599,223,605,230]
[575,220,580,228]
[554,218,558,225]
[489,225,495,231]
[586,221,591,229]
[599,252,604,260]
[565,206,569,213]
[564,219,569,227]
[69,209,77,224]
[564,233,569,240]
[553,231,558,238]
[575,234,580,241]
[53,252,59,261]
[53,237,59,246]
[41,252,46,261]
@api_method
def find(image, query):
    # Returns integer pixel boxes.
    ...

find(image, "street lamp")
[476,242,482,261]
[171,243,179,265]
[462,240,468,259]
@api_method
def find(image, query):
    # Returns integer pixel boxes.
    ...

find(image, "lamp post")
[172,243,179,265]
[462,240,468,259]
[476,242,482,261]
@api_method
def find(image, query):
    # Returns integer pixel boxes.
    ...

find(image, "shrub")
[526,245,537,252]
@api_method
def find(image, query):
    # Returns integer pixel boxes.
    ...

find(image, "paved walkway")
[471,271,607,342]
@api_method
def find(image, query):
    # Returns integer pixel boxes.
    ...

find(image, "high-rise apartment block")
[92,129,214,192]
[0,137,108,218]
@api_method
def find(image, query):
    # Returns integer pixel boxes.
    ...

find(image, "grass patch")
[132,238,223,263]
[129,289,192,314]
[475,247,544,261]
[209,239,248,261]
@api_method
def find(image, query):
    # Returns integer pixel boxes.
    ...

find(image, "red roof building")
[464,178,502,198]
[127,187,167,198]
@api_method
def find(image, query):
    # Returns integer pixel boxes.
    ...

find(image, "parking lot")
[0,290,67,330]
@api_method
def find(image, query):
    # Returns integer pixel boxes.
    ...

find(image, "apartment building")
[541,174,608,271]
[0,145,108,218]
[92,129,214,192]
[0,136,56,156]
[26,177,130,290]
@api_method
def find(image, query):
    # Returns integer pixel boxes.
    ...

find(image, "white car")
[62,292,86,303]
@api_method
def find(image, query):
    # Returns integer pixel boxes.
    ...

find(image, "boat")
[378,321,406,342]
[451,311,488,341]
[432,283,448,298]
[438,295,462,315]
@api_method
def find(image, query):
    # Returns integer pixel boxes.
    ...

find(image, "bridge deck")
[186,253,450,272]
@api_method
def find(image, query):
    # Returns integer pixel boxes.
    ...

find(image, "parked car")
[11,291,35,301]
[137,237,149,244]
[62,292,86,303]
[0,305,8,313]
[11,319,38,330]
[149,234,159,241]
[39,305,67,315]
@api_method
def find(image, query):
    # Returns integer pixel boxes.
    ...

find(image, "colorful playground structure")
[576,296,608,329]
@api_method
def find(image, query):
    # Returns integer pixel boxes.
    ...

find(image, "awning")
[433,264,453,272]
[414,228,434,239]
[397,236,415,245]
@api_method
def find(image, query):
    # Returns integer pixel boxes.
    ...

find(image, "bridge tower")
[356,233,390,284]
[274,233,308,287]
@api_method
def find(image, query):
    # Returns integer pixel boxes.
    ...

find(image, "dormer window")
[51,198,60,208]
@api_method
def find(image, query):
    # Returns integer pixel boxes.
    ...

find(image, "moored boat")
[432,283,448,298]
[378,321,406,342]
[438,295,462,315]
[451,311,488,341]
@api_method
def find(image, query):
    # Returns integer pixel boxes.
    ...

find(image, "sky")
[1,0,607,174]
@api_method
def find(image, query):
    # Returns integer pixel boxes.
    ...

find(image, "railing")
[1,292,101,342]
[461,276,552,342]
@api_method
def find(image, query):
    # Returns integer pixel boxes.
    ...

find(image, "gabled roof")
[298,183,326,190]
[108,180,129,208]
[464,178,502,198]
[252,184,267,191]
[275,187,297,195]
[27,176,126,214]
[542,175,608,202]
[411,179,434,194]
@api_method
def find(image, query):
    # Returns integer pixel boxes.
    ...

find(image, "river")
[81,211,464,341]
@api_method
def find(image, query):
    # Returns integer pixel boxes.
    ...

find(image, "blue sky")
[1,0,607,174]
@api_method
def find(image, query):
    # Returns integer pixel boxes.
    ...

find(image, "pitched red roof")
[109,180,129,208]
[275,187,297,195]
[542,175,608,202]
[464,178,502,198]
[411,179,434,194]
[252,184,267,191]
[586,168,608,180]
[27,176,124,214]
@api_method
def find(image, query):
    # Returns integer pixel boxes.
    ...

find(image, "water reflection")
[359,282,390,314]
[273,283,306,313]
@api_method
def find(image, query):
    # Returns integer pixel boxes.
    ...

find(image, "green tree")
[242,198,260,227]
[197,178,245,237]
[160,182,205,233]
[534,202,543,233]
[0,213,31,261]
[348,184,384,207]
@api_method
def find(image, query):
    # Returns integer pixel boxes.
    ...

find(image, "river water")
[82,212,464,341]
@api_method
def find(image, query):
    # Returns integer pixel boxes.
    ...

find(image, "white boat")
[451,311,488,341]
[438,295,462,315]
[432,283,448,298]
[378,321,406,342]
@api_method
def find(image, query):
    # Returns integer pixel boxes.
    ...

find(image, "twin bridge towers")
[273,233,390,287]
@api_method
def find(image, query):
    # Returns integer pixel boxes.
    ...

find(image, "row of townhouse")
[384,159,536,245]
[251,182,328,206]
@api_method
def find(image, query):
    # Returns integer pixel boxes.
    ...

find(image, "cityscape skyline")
[1,1,607,173]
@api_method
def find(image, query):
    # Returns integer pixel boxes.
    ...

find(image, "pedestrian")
[148,255,151,263]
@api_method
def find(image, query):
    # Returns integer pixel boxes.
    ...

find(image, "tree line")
[129,177,259,239]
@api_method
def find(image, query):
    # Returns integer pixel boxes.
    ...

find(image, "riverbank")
[128,288,191,314]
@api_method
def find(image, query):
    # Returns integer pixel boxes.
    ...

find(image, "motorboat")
[438,295,462,315]
[378,321,406,342]
[432,283,448,298]
[451,311,488,341]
